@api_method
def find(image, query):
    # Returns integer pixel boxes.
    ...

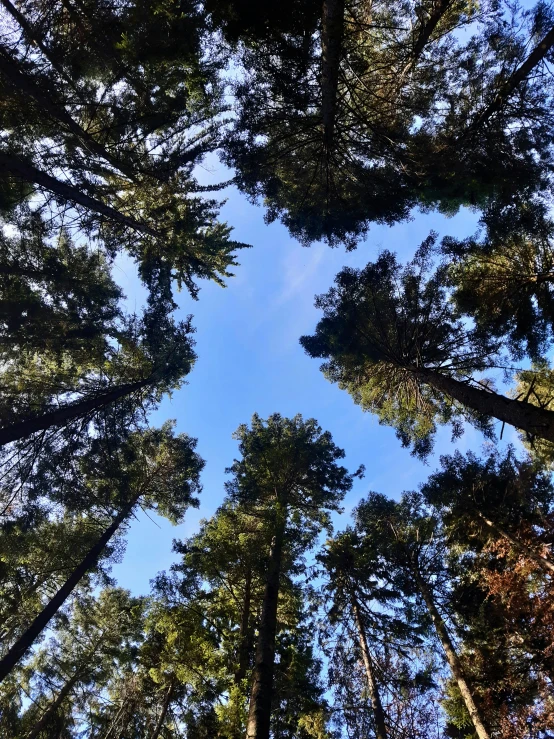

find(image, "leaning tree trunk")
[0,152,158,236]
[0,47,138,181]
[0,377,151,447]
[398,0,453,83]
[0,496,138,683]
[321,0,344,153]
[412,567,490,739]
[351,595,388,739]
[464,24,554,136]
[477,511,554,575]
[149,679,174,739]
[246,508,287,739]
[234,566,253,684]
[0,0,75,88]
[26,667,84,739]
[415,367,554,443]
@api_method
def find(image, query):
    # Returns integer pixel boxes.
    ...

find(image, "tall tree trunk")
[26,667,83,739]
[246,509,287,739]
[477,511,554,575]
[351,595,388,739]
[0,377,152,447]
[234,566,252,684]
[398,0,453,83]
[412,567,490,739]
[0,0,74,87]
[414,367,554,442]
[321,0,344,152]
[0,497,138,683]
[463,24,554,136]
[149,679,174,739]
[0,152,158,236]
[0,47,138,181]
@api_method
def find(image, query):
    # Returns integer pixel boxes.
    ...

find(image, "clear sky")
[111,158,522,594]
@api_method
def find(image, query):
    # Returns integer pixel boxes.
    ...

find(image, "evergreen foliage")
[4,0,554,736]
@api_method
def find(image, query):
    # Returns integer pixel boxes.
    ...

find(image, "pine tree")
[225,413,360,739]
[221,0,554,246]
[443,201,554,361]
[354,492,491,739]
[0,422,204,681]
[0,0,247,300]
[300,243,554,456]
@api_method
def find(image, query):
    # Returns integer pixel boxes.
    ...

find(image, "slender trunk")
[26,668,83,739]
[414,367,554,442]
[234,566,252,684]
[464,24,554,136]
[0,497,138,683]
[398,0,453,84]
[351,595,387,739]
[0,377,151,447]
[321,0,344,152]
[412,567,490,739]
[0,152,157,236]
[246,509,287,739]
[477,511,554,575]
[0,0,73,86]
[149,679,174,739]
[0,47,138,181]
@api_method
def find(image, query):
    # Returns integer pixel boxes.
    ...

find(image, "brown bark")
[414,367,554,442]
[149,679,174,739]
[246,509,287,739]
[234,566,252,684]
[464,24,554,136]
[477,511,554,575]
[0,151,158,236]
[26,668,83,739]
[0,377,151,447]
[351,595,387,739]
[412,567,490,739]
[0,496,138,683]
[321,0,345,152]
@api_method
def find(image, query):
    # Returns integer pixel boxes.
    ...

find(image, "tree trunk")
[149,679,174,739]
[351,595,388,739]
[464,24,554,136]
[398,0,453,84]
[26,667,83,739]
[234,566,252,684]
[0,497,138,683]
[412,567,490,739]
[477,511,554,575]
[414,367,554,442]
[0,377,151,447]
[0,47,138,181]
[0,152,157,236]
[0,0,74,87]
[246,509,287,739]
[321,0,344,152]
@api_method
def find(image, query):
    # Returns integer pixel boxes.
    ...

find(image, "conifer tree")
[0,0,247,300]
[222,0,554,246]
[301,243,554,456]
[0,422,204,682]
[225,413,360,739]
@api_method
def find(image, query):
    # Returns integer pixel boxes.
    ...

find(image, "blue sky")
[111,159,522,594]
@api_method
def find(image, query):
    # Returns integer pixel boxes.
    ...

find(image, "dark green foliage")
[300,242,501,456]
[443,200,554,360]
[0,0,248,301]
[222,0,554,246]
